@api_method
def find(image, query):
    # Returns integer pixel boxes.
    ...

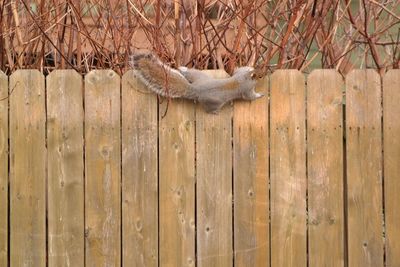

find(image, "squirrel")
[131,53,264,114]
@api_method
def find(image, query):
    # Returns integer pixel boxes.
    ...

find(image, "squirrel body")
[131,53,263,113]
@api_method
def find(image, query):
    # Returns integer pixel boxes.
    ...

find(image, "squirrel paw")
[254,92,264,99]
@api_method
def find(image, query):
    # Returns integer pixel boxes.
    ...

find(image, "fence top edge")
[5,69,398,79]
[85,69,119,77]
[122,70,137,80]
[270,69,302,78]
[10,69,43,78]
[346,69,380,78]
[308,69,342,78]
[270,69,305,82]
[47,69,83,81]
[384,69,400,77]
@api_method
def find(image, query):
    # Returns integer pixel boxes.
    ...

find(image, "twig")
[0,81,19,101]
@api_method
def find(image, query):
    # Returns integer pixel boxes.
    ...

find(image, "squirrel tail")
[131,53,193,98]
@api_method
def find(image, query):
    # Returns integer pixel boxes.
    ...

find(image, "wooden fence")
[0,69,399,267]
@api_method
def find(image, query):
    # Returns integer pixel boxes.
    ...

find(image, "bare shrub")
[0,0,399,75]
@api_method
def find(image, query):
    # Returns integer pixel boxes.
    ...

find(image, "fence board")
[233,77,269,267]
[47,70,84,267]
[346,69,383,267]
[0,72,7,266]
[122,71,158,267]
[197,70,233,267]
[383,69,400,267]
[85,70,121,266]
[307,70,344,267]
[270,70,306,267]
[159,98,195,266]
[10,70,46,266]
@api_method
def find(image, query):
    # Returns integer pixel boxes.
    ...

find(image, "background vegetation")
[0,0,399,75]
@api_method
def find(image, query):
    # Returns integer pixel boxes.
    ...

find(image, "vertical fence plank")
[233,77,269,266]
[159,98,195,265]
[85,70,121,266]
[47,70,84,267]
[346,70,383,267]
[0,72,7,266]
[10,70,46,266]
[197,70,233,267]
[122,71,158,267]
[383,69,400,267]
[307,70,344,267]
[270,70,306,267]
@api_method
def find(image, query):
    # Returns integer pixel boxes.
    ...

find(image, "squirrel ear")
[250,72,256,79]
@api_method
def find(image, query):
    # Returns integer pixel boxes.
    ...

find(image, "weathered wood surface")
[1,70,397,267]
[346,70,383,267]
[383,70,400,267]
[307,70,344,267]
[47,70,84,267]
[10,70,46,266]
[122,70,158,267]
[159,96,196,266]
[270,70,306,267]
[85,70,121,267]
[0,71,7,266]
[196,70,233,267]
[233,76,269,267]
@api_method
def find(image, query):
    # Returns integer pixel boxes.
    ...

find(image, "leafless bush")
[0,0,399,75]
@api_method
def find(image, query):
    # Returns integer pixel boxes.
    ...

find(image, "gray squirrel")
[131,53,264,114]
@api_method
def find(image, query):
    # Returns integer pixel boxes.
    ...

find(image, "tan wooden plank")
[85,70,121,267]
[233,76,269,267]
[0,71,7,266]
[10,70,46,266]
[307,70,344,267]
[122,70,158,267]
[47,70,84,267]
[346,69,383,267]
[159,93,195,265]
[196,70,233,267]
[270,70,306,267]
[383,70,400,267]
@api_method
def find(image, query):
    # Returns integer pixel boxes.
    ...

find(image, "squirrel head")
[232,67,263,100]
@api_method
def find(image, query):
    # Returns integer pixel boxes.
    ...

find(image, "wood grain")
[307,70,344,267]
[159,93,195,266]
[0,71,7,266]
[47,70,84,267]
[346,69,383,267]
[85,70,121,267]
[122,70,158,267]
[270,70,306,267]
[233,76,269,267]
[10,70,46,266]
[383,70,400,267]
[196,70,233,267]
